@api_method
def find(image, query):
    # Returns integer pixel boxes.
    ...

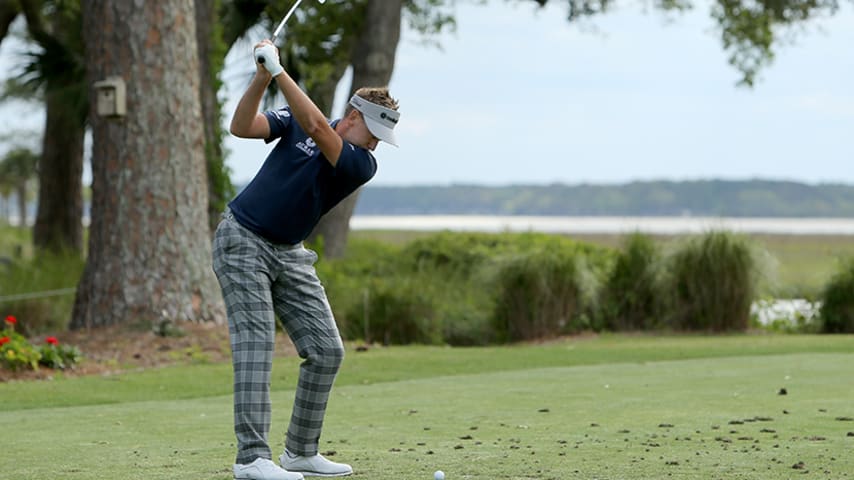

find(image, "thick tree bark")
[308,0,402,258]
[33,88,84,253]
[72,0,224,329]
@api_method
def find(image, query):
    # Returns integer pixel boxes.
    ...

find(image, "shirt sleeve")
[263,107,294,143]
[334,142,378,185]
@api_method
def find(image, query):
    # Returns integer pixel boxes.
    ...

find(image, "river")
[350,216,854,235]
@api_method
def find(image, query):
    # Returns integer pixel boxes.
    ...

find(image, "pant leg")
[270,246,344,457]
[212,216,278,465]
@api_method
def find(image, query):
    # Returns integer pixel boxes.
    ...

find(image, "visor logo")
[380,112,399,124]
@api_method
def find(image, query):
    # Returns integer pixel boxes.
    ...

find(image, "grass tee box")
[1,334,853,479]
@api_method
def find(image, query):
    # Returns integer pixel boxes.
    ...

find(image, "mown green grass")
[1,335,853,479]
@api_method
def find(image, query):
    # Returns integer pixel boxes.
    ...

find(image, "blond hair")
[345,87,399,116]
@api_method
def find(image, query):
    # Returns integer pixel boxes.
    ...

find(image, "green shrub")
[0,328,41,371]
[600,233,665,331]
[819,258,854,333]
[38,337,83,370]
[323,232,611,345]
[1,316,83,371]
[318,238,406,340]
[492,243,605,341]
[402,231,518,276]
[362,276,442,345]
[664,231,761,331]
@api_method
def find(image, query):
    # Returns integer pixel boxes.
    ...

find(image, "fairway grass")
[1,336,853,479]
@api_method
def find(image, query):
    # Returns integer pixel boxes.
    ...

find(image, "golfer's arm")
[229,72,272,139]
[274,71,342,166]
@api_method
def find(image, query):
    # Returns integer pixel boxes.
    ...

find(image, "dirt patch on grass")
[0,321,297,382]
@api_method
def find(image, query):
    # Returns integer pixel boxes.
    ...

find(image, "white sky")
[2,1,852,187]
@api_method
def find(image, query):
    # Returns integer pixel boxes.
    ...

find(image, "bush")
[0,328,41,371]
[0,315,82,371]
[325,232,611,345]
[492,242,606,341]
[664,231,762,331]
[38,337,83,370]
[600,233,665,331]
[819,258,854,333]
[317,238,407,341]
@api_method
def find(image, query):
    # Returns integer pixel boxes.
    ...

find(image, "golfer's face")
[353,114,379,151]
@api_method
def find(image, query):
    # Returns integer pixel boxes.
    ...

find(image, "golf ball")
[434,470,445,480]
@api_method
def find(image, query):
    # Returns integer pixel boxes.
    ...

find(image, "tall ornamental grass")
[819,257,854,333]
[492,246,603,341]
[665,231,761,331]
[599,233,665,331]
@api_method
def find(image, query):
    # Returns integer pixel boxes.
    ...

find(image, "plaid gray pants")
[212,210,344,464]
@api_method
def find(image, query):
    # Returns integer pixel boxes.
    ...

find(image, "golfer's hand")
[254,42,284,77]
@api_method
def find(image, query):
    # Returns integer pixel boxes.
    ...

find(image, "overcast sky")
[2,1,852,187]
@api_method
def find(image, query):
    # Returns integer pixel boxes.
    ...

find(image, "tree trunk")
[308,0,402,258]
[72,0,224,329]
[195,0,234,234]
[33,88,84,253]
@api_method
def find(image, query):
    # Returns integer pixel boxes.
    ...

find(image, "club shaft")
[271,0,304,42]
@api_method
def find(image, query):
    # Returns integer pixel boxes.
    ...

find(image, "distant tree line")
[353,180,854,217]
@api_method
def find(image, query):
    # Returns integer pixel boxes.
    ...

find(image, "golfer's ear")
[345,109,362,123]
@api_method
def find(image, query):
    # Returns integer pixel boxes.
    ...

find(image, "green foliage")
[665,231,761,331]
[711,0,840,87]
[0,253,84,334]
[359,275,442,345]
[204,0,235,233]
[819,257,854,333]
[0,327,41,371]
[492,245,602,341]
[321,233,611,345]
[600,233,665,331]
[38,340,82,370]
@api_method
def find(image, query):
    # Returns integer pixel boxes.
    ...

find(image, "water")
[350,215,854,235]
[9,215,854,235]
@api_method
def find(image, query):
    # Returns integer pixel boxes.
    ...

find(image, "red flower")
[4,315,16,325]
[0,336,9,346]
[46,336,59,346]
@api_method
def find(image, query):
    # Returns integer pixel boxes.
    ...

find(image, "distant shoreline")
[8,215,854,235]
[349,215,854,235]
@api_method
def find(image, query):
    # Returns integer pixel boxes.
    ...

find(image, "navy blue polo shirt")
[228,107,377,244]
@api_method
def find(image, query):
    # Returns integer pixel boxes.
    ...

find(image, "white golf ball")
[434,470,445,480]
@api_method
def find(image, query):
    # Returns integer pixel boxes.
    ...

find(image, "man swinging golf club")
[212,36,400,480]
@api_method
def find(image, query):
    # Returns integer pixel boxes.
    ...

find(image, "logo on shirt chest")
[296,137,317,156]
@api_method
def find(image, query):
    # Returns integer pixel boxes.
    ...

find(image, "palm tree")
[8,0,87,254]
[0,147,39,228]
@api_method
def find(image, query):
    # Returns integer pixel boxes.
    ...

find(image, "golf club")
[257,0,326,64]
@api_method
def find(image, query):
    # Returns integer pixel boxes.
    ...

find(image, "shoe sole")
[288,471,352,478]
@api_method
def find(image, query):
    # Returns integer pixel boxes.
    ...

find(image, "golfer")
[212,40,400,480]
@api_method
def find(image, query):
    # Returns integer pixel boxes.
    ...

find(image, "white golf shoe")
[279,449,353,477]
[234,457,304,480]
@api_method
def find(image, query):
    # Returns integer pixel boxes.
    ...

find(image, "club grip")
[256,53,266,64]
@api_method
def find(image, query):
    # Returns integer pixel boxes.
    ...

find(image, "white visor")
[349,94,400,147]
